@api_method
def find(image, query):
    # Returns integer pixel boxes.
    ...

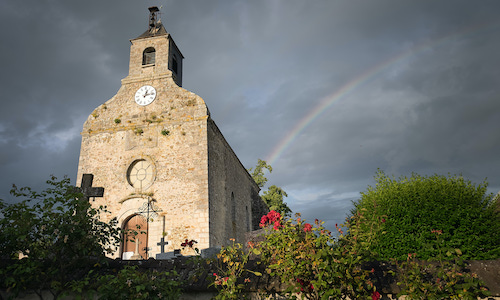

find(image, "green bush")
[0,176,121,298]
[352,170,500,260]
[70,265,182,300]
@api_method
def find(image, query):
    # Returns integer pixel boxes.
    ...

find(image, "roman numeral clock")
[135,85,157,106]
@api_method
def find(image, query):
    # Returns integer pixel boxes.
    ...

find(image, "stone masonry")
[76,7,267,259]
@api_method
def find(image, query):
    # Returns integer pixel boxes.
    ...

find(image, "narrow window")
[231,192,236,223]
[246,206,250,231]
[143,47,155,65]
[172,54,178,74]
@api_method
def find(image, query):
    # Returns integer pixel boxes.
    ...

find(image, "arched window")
[126,159,154,190]
[142,47,156,65]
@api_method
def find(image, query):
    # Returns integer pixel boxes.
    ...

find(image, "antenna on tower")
[148,6,160,29]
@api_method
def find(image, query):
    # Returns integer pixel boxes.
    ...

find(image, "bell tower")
[125,6,183,87]
[77,7,266,260]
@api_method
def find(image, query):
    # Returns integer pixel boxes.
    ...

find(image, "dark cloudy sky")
[1,1,499,229]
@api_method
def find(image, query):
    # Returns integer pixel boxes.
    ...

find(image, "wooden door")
[122,214,148,259]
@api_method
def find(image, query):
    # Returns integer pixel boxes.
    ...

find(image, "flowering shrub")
[257,212,382,299]
[210,209,491,299]
[210,239,261,300]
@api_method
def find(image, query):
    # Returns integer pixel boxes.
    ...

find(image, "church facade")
[77,7,267,259]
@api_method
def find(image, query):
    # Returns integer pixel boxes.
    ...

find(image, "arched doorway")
[122,214,148,259]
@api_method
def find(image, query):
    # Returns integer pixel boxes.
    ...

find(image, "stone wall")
[2,258,499,299]
[207,119,267,247]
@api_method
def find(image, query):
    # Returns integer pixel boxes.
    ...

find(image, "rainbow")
[265,21,496,166]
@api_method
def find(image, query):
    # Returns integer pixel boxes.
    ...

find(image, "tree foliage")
[0,176,121,298]
[248,159,292,217]
[248,159,272,188]
[352,170,500,261]
[262,185,292,217]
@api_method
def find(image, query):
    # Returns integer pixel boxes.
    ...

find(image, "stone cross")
[135,240,141,254]
[79,174,104,201]
[130,240,143,260]
[71,174,104,216]
[157,237,168,253]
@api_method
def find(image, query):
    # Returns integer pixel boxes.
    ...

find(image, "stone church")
[77,7,267,260]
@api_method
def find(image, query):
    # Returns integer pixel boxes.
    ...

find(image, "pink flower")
[303,223,312,232]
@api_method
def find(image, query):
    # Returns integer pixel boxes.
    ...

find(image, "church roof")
[134,21,168,40]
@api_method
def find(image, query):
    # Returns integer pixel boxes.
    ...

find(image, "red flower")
[181,239,197,248]
[296,278,314,292]
[273,221,282,230]
[303,223,312,232]
[260,210,282,230]
[259,215,268,227]
[381,218,386,223]
[371,291,381,300]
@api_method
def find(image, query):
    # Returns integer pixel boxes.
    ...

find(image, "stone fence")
[1,257,500,299]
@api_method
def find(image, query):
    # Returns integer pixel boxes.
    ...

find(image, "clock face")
[134,85,156,106]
